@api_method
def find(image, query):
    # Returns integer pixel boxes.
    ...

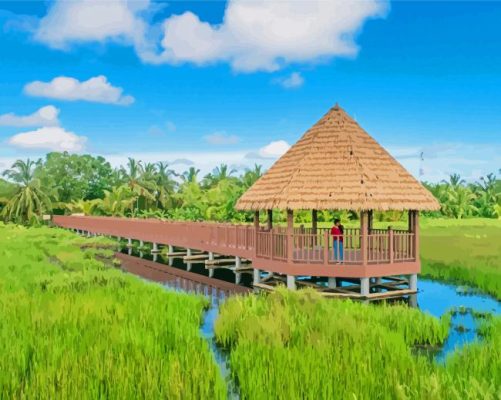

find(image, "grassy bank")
[0,223,226,399]
[419,219,501,299]
[215,289,499,400]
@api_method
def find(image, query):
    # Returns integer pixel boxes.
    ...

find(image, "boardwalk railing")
[54,216,416,266]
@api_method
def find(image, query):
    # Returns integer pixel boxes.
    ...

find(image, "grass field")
[0,223,226,399]
[215,289,500,400]
[419,219,501,299]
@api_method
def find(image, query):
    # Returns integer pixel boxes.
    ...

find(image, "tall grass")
[215,289,499,399]
[0,223,226,399]
[419,219,501,299]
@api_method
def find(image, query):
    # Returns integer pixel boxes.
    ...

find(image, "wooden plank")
[253,282,277,291]
[365,289,416,299]
[183,254,211,261]
[205,258,239,266]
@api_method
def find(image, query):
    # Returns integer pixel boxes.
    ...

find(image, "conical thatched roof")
[236,104,440,211]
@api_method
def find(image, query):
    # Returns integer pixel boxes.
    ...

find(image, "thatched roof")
[236,104,440,211]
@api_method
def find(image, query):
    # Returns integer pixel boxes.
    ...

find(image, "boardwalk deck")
[53,215,420,297]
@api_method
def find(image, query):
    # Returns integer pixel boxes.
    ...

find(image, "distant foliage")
[423,172,500,219]
[1,152,499,225]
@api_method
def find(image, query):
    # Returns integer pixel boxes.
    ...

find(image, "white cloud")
[259,140,291,158]
[151,0,388,71]
[0,105,60,127]
[204,132,240,145]
[35,0,150,50]
[24,76,134,105]
[33,0,388,72]
[274,72,304,89]
[7,127,87,152]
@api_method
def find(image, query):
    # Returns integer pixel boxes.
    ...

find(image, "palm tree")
[1,159,52,224]
[95,186,136,216]
[120,158,156,212]
[155,162,177,208]
[182,167,200,183]
[242,164,263,188]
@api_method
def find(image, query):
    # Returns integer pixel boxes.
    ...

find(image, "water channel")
[120,245,500,397]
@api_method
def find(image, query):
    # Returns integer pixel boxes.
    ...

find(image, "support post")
[413,211,420,261]
[208,252,214,278]
[360,211,368,265]
[287,209,294,263]
[266,209,273,230]
[253,210,260,257]
[253,268,261,285]
[389,227,394,264]
[328,277,337,289]
[323,230,329,264]
[409,273,418,292]
[127,238,132,248]
[253,210,260,229]
[368,210,373,234]
[312,209,318,234]
[235,256,241,284]
[186,248,192,271]
[139,240,144,248]
[287,275,296,290]
[360,277,370,297]
[168,244,174,253]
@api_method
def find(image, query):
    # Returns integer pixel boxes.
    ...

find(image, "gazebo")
[236,104,440,297]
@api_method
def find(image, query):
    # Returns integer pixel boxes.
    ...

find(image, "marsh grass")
[0,223,226,399]
[216,289,500,399]
[419,219,501,299]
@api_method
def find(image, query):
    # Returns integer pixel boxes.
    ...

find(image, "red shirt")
[331,226,343,241]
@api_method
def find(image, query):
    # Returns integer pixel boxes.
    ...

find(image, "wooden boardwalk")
[54,215,420,298]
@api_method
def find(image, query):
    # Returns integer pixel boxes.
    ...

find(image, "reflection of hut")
[236,104,439,298]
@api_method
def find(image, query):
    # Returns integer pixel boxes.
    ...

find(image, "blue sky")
[0,0,500,182]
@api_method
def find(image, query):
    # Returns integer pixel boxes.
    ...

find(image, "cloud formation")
[33,0,388,72]
[246,140,291,159]
[7,126,87,152]
[24,76,134,105]
[204,132,240,145]
[274,72,304,89]
[35,0,150,50]
[0,105,60,127]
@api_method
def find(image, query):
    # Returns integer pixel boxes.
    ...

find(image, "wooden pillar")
[267,209,273,230]
[388,226,394,264]
[312,209,318,234]
[287,209,294,263]
[253,210,260,257]
[360,211,368,265]
[413,211,420,260]
[368,210,373,233]
[253,210,260,229]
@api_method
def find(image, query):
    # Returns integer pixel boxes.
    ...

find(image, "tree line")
[0,152,499,225]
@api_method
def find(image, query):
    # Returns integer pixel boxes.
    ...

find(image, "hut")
[236,104,440,298]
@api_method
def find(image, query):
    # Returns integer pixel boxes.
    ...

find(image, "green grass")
[0,223,226,399]
[419,219,501,299]
[215,289,500,400]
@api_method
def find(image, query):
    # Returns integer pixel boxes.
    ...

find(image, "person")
[331,218,344,262]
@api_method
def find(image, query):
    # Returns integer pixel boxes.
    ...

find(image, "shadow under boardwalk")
[116,252,251,296]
